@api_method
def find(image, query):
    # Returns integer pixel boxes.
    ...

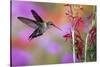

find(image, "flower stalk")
[72,29,76,62]
[84,33,89,62]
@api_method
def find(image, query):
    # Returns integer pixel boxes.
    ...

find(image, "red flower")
[87,12,94,20]
[74,34,83,60]
[63,33,72,41]
[88,26,96,47]
[64,4,96,61]
[63,29,84,60]
[65,13,75,19]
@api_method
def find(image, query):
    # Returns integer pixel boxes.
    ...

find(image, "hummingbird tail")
[28,34,35,40]
[28,37,34,41]
[28,32,43,40]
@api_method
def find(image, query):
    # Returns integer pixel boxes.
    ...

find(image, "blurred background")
[11,1,96,66]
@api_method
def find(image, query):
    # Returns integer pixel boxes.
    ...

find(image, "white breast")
[41,23,48,33]
[44,23,47,28]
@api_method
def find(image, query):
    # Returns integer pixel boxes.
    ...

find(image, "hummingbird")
[17,9,62,40]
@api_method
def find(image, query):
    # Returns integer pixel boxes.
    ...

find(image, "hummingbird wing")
[17,17,38,29]
[31,10,44,23]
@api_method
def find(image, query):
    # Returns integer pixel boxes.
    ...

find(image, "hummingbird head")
[47,21,62,31]
[47,21,53,27]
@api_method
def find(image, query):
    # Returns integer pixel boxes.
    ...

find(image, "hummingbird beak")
[52,24,62,31]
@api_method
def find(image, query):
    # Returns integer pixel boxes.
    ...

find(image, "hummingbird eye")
[51,23,53,25]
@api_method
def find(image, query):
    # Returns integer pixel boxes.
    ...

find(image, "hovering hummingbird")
[17,9,62,40]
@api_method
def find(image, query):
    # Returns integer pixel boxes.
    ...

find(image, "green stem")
[72,29,75,63]
[84,33,89,62]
